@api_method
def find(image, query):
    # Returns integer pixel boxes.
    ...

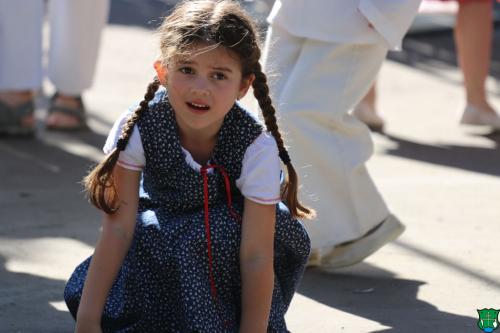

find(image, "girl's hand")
[75,320,102,333]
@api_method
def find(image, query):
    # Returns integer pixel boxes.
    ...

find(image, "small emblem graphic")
[477,309,500,332]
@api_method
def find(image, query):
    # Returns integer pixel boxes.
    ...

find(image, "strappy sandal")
[0,99,36,137]
[46,93,89,131]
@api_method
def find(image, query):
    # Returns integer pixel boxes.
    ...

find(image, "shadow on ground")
[299,263,476,332]
[0,131,106,331]
[377,132,500,177]
[0,256,71,333]
[0,130,104,242]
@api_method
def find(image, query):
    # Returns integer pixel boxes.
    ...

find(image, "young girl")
[64,1,313,332]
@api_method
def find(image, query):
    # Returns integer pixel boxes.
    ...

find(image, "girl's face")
[155,45,253,138]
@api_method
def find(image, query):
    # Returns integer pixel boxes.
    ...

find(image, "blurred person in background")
[0,0,110,136]
[354,0,500,131]
[262,0,422,270]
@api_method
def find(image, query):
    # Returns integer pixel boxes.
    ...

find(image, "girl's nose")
[190,78,210,97]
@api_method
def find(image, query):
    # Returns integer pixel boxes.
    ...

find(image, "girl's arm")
[239,198,276,333]
[75,165,141,331]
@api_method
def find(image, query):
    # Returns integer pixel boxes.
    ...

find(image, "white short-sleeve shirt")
[103,111,282,205]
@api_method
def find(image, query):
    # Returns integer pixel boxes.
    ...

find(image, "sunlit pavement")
[1,2,499,332]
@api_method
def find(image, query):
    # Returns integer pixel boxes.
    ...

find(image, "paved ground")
[1,2,499,332]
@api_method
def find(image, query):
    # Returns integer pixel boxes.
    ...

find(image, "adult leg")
[456,0,500,128]
[455,0,492,110]
[359,82,377,111]
[263,26,402,267]
[45,0,110,129]
[352,80,385,131]
[0,0,43,132]
[0,0,43,93]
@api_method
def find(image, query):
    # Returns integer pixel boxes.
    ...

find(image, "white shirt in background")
[268,0,423,50]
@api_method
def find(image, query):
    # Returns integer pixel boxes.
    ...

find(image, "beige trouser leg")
[0,0,109,93]
[262,25,390,251]
[48,0,110,95]
[0,0,44,90]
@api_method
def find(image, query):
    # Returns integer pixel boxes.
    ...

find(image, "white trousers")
[262,26,390,250]
[0,0,110,95]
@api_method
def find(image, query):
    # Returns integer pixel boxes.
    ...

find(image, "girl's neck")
[179,130,218,166]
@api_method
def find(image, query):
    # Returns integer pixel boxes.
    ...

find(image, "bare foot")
[466,98,497,114]
[0,90,33,105]
[45,94,85,129]
[0,91,35,128]
[477,104,497,114]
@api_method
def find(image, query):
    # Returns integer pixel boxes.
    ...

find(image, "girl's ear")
[238,74,255,100]
[154,60,168,86]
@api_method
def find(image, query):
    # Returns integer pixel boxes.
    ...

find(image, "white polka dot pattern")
[64,90,310,332]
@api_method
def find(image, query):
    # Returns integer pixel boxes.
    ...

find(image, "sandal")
[45,93,88,131]
[0,99,36,137]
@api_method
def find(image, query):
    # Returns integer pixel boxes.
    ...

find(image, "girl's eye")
[212,72,226,80]
[179,67,194,75]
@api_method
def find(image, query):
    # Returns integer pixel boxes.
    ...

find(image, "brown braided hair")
[84,78,161,214]
[85,0,314,218]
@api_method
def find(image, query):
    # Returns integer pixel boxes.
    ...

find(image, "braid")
[252,63,315,219]
[117,78,161,151]
[83,78,161,214]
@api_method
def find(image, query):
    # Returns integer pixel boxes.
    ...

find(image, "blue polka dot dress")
[64,89,311,332]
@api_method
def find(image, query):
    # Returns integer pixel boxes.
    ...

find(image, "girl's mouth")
[187,101,210,112]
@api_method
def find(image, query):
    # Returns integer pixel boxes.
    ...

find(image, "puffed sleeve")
[236,132,281,205]
[102,110,145,171]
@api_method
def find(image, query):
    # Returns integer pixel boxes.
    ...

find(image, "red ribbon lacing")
[200,164,241,316]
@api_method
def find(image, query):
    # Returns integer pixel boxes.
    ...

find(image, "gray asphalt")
[1,2,499,332]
